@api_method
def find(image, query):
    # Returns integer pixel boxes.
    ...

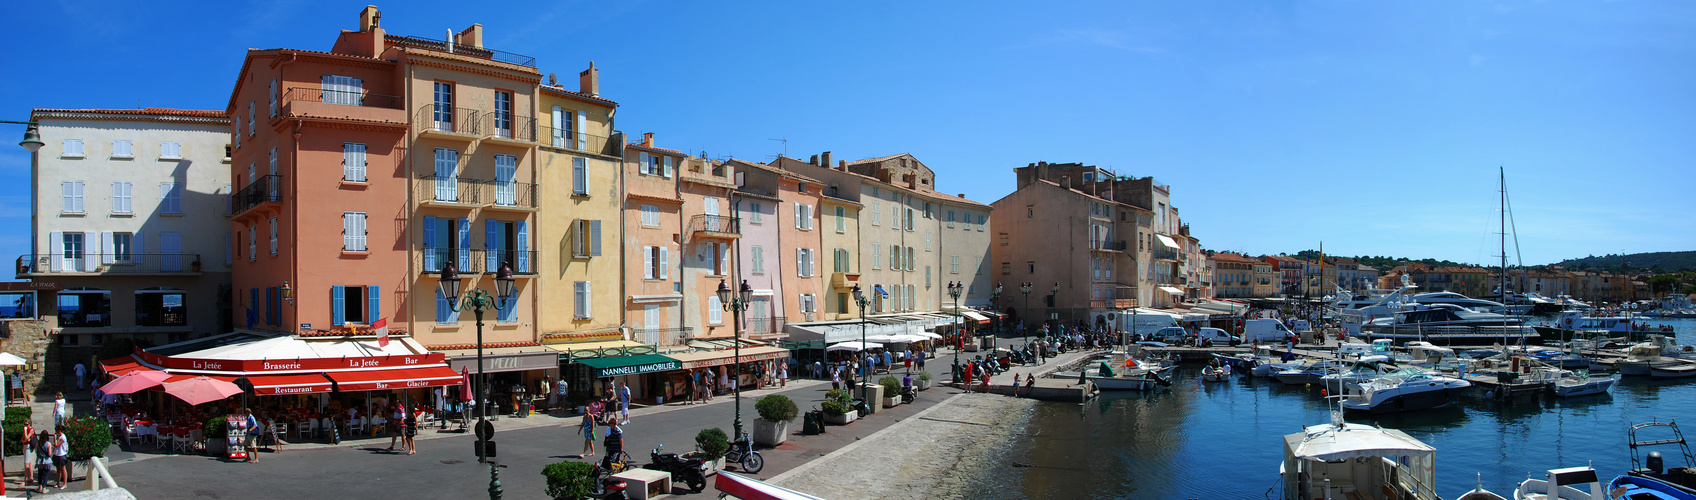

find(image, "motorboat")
[1280,418,1440,500]
[1616,343,1683,377]
[1406,342,1457,366]
[1340,368,1471,414]
[1650,364,1696,380]
[1319,357,1397,387]
[1272,359,1344,385]
[1535,311,1642,343]
[1621,420,1696,497]
[1554,295,1592,311]
[1514,466,1607,500]
[1550,370,1619,397]
[1084,354,1174,391]
[1411,291,1517,315]
[1201,363,1232,382]
[1605,475,1696,499]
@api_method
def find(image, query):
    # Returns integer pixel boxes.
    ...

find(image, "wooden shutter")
[659,246,669,280]
[708,295,722,325]
[516,220,529,273]
[576,110,588,151]
[643,246,654,279]
[133,232,144,264]
[551,106,565,147]
[573,157,587,195]
[575,281,589,318]
[639,152,651,175]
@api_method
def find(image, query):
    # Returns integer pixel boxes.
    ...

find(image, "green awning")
[572,354,681,378]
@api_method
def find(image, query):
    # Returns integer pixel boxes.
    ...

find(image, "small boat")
[1458,472,1509,500]
[1605,475,1696,499]
[1651,364,1696,380]
[1620,420,1696,497]
[1280,418,1441,500]
[1272,360,1343,385]
[1552,371,1619,397]
[1617,343,1683,376]
[1340,368,1472,414]
[1085,355,1174,391]
[1201,363,1231,382]
[1514,466,1607,500]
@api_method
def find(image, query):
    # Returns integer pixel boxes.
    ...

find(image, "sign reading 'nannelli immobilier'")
[596,360,680,378]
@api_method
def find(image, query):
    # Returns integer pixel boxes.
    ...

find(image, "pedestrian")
[1025,373,1036,397]
[244,408,261,463]
[389,402,405,450]
[541,377,553,409]
[53,392,66,427]
[777,361,788,388]
[404,404,420,455]
[903,349,912,374]
[600,413,624,468]
[54,425,70,486]
[830,364,841,390]
[34,431,54,490]
[73,362,86,390]
[916,350,926,372]
[617,381,631,424]
[578,408,597,458]
[21,420,34,487]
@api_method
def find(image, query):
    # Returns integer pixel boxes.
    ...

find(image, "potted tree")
[878,376,903,408]
[691,427,730,475]
[541,460,596,500]
[202,416,228,455]
[821,389,856,425]
[752,394,798,447]
[916,370,933,391]
[65,416,112,482]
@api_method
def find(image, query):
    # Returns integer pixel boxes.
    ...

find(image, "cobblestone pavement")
[771,393,1038,500]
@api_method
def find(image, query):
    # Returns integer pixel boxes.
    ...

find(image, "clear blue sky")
[1,1,1691,268]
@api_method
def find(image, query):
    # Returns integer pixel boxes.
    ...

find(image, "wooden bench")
[612,468,672,500]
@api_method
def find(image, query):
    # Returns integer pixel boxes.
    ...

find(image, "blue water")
[982,318,1696,499]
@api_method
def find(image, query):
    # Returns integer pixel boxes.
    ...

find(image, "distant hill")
[1556,251,1696,273]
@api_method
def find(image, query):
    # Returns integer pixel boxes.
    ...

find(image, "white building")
[23,108,233,351]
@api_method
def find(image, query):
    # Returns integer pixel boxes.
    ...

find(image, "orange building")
[623,134,687,347]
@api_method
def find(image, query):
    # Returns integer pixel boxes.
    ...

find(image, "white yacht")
[1411,291,1514,314]
[1340,368,1472,413]
[1280,418,1441,500]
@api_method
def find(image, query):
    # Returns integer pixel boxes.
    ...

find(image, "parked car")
[1194,327,1239,346]
[1154,327,1190,344]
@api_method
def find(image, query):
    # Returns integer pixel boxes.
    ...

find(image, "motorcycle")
[724,432,764,474]
[588,463,631,500]
[900,386,915,404]
[645,444,709,493]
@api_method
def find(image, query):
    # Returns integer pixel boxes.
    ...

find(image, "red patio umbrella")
[162,376,243,406]
[101,370,172,395]
[460,367,474,402]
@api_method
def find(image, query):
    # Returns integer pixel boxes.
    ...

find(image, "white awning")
[961,311,990,323]
[1155,234,1181,250]
[1159,286,1185,295]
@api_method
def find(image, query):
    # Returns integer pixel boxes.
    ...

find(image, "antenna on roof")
[768,137,787,158]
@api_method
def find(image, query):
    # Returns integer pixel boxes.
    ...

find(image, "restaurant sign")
[447,351,559,374]
[133,348,445,374]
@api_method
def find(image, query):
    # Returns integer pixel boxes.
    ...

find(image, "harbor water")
[977,318,1696,499]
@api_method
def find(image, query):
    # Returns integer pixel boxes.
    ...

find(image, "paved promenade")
[1,345,1106,498]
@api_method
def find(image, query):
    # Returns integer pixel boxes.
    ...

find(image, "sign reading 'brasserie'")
[597,360,680,378]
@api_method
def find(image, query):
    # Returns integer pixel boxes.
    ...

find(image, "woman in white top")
[54,427,70,487]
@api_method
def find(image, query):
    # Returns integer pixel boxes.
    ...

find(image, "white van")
[1242,318,1296,343]
[1195,327,1239,346]
[1116,309,1179,338]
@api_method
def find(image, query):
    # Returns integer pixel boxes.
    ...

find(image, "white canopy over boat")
[1282,422,1439,500]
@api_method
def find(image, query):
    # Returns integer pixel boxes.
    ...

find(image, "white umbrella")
[864,334,928,344]
[913,331,943,340]
[826,341,883,352]
[0,353,25,366]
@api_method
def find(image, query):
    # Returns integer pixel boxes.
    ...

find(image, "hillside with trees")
[1556,251,1696,273]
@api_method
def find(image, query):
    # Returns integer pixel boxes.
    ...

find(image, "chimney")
[838,160,846,170]
[821,151,832,168]
[456,24,484,49]
[359,5,381,32]
[642,132,654,147]
[809,154,819,166]
[580,61,599,97]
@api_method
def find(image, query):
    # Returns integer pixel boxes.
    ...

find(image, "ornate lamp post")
[439,261,515,499]
[947,281,963,382]
[990,283,1003,341]
[851,284,870,402]
[717,279,753,440]
[1019,282,1033,346]
[1050,282,1061,334]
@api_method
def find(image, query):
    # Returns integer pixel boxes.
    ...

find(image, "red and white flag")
[372,318,390,347]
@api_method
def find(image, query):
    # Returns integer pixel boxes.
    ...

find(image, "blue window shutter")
[498,295,517,323]
[423,216,438,271]
[485,220,499,271]
[458,218,471,271]
[436,288,451,324]
[368,285,381,323]
[516,220,529,273]
[331,285,346,326]
[264,287,274,325]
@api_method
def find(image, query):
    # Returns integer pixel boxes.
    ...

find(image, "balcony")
[480,113,536,147]
[17,253,202,277]
[474,249,537,275]
[632,327,692,347]
[830,272,860,290]
[1153,248,1179,262]
[480,179,537,211]
[416,105,481,141]
[538,128,616,157]
[279,87,405,124]
[688,215,740,239]
[1090,240,1127,252]
[418,175,482,208]
[231,175,282,219]
[421,248,480,274]
[384,33,538,67]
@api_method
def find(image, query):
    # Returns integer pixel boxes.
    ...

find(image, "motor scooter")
[588,463,631,500]
[644,444,708,493]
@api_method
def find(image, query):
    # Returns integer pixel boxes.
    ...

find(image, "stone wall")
[2,318,60,401]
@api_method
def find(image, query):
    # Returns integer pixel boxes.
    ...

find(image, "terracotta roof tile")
[627,142,685,156]
[426,340,541,351]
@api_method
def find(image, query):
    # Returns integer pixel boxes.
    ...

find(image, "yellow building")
[820,193,862,320]
[534,66,624,345]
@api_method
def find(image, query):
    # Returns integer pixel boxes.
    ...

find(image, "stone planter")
[861,385,884,415]
[916,379,932,391]
[206,438,227,456]
[883,396,900,408]
[823,410,857,425]
[751,418,789,447]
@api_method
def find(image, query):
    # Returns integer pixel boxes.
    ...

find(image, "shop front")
[569,354,681,405]
[660,345,791,401]
[441,347,561,415]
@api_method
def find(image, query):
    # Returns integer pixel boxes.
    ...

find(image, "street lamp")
[4,121,44,153]
[851,284,870,402]
[947,281,963,382]
[438,260,515,499]
[1050,282,1061,334]
[716,279,754,440]
[1019,282,1033,347]
[990,283,1003,341]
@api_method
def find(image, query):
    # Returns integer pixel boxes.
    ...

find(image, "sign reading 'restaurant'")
[134,348,446,374]
[597,360,681,378]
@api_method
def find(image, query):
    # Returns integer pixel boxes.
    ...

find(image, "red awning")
[100,357,144,376]
[246,374,334,395]
[326,366,461,392]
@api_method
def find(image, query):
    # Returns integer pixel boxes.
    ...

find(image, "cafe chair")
[349,417,365,436]
[124,421,141,446]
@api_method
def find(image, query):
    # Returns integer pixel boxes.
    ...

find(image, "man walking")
[616,381,631,424]
[73,362,86,391]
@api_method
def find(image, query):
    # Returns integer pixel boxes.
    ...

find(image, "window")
[109,232,133,263]
[924,231,931,251]
[925,266,932,287]
[709,242,728,276]
[483,219,532,273]
[331,285,376,325]
[572,157,588,195]
[61,181,84,214]
[551,106,571,149]
[947,210,955,228]
[906,284,915,311]
[905,246,914,271]
[891,205,899,231]
[923,202,933,218]
[643,246,669,280]
[433,148,458,201]
[1027,205,1034,218]
[751,245,765,274]
[888,244,899,270]
[248,101,255,135]
[343,212,367,251]
[572,219,602,258]
[904,208,914,230]
[871,244,881,270]
[62,139,83,157]
[835,205,846,232]
[56,289,111,327]
[640,204,660,227]
[977,214,986,231]
[494,154,517,206]
[799,294,816,313]
[749,202,762,224]
[951,255,959,274]
[135,289,187,327]
[160,142,182,159]
[833,248,850,273]
[574,281,592,319]
[794,203,813,230]
[422,216,469,272]
[796,248,815,277]
[58,232,87,271]
[343,143,367,182]
[248,226,256,260]
[432,82,455,131]
[110,182,131,214]
[269,217,279,255]
[870,201,880,225]
[999,233,1009,246]
[112,140,133,158]
[708,295,723,325]
[494,90,514,139]
[157,182,182,215]
[268,78,277,116]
